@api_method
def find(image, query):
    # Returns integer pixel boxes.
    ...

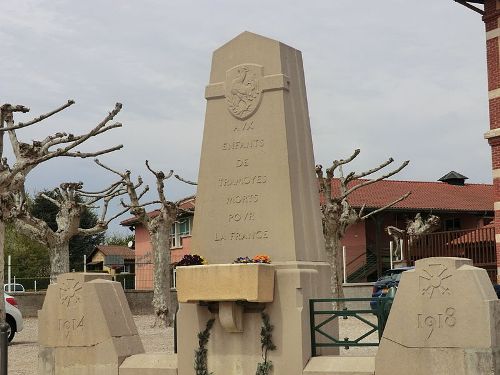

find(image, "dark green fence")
[114,274,136,290]
[309,297,393,356]
[8,277,51,291]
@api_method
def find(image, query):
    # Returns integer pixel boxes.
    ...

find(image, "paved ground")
[8,314,377,374]
[9,316,173,375]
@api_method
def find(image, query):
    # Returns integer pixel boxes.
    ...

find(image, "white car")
[4,283,25,293]
[5,293,23,342]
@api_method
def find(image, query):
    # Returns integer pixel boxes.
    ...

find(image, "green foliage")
[256,312,276,375]
[194,318,215,375]
[5,222,50,279]
[256,362,273,375]
[105,232,134,247]
[31,190,105,271]
[191,314,277,375]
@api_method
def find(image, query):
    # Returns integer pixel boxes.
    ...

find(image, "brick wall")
[484,0,500,282]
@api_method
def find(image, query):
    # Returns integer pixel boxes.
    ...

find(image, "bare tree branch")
[30,103,123,165]
[85,187,126,205]
[360,192,411,220]
[144,161,172,208]
[78,180,123,196]
[347,157,394,183]
[40,193,61,207]
[12,213,54,246]
[96,184,128,220]
[326,149,360,178]
[43,122,122,150]
[94,158,126,178]
[340,160,410,200]
[61,145,123,159]
[104,206,130,225]
[77,222,108,236]
[137,186,150,201]
[1,100,75,131]
[121,200,161,209]
[145,160,174,180]
[316,164,330,203]
[174,174,197,185]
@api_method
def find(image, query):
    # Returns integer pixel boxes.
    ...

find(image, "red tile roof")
[179,196,195,211]
[120,210,160,226]
[450,223,495,244]
[330,179,493,212]
[120,196,196,226]
[92,245,135,260]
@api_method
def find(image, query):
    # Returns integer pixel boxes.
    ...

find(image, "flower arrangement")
[177,254,207,266]
[233,254,271,264]
[253,254,271,264]
[233,256,254,264]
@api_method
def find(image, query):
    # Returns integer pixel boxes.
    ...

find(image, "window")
[171,267,177,290]
[170,217,193,249]
[122,264,132,273]
[444,218,461,231]
[179,219,191,236]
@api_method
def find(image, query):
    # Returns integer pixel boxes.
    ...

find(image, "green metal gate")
[309,297,393,356]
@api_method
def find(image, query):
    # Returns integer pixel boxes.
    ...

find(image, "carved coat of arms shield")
[225,64,263,120]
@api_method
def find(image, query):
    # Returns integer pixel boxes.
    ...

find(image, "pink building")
[120,196,195,289]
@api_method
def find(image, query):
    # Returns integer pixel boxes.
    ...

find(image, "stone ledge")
[119,353,177,375]
[303,356,375,375]
[176,263,274,303]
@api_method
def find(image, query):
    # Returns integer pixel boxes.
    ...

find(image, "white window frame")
[171,268,177,290]
[170,217,193,249]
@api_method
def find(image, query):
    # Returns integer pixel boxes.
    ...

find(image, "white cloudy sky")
[0,0,490,233]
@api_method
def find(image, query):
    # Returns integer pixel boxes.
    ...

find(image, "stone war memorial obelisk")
[176,31,335,374]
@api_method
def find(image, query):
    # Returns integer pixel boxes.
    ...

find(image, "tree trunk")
[0,220,5,322]
[325,232,345,308]
[150,224,173,327]
[49,242,70,283]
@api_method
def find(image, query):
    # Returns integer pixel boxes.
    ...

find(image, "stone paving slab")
[303,356,375,375]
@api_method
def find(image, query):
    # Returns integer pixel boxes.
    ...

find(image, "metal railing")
[406,226,497,282]
[345,250,378,283]
[309,297,393,356]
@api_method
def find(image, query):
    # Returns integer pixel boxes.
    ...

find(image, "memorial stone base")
[376,257,500,375]
[38,273,144,375]
[177,262,336,375]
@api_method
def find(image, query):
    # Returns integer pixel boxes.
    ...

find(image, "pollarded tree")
[0,100,123,320]
[95,159,195,327]
[31,189,105,271]
[12,181,128,282]
[316,149,410,301]
[386,213,441,259]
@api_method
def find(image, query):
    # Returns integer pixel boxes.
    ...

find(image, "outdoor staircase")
[346,251,378,283]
